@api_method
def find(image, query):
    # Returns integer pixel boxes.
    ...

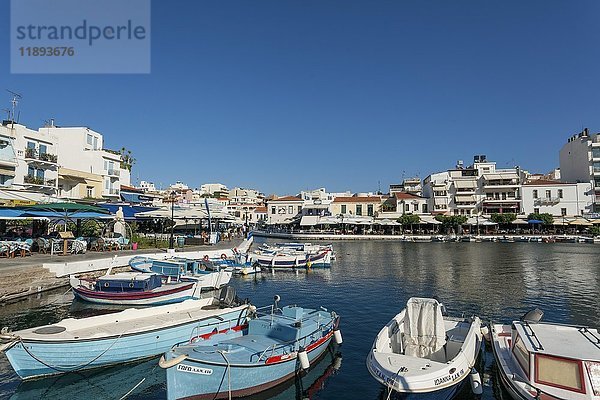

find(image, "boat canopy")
[403,297,446,358]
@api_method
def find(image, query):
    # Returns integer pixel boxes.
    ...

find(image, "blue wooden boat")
[0,290,249,380]
[160,298,342,399]
[129,257,234,284]
[70,272,202,306]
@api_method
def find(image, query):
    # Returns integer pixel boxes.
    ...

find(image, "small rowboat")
[160,297,342,399]
[70,272,202,306]
[366,297,483,399]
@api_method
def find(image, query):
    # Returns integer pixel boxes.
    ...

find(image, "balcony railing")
[25,148,58,164]
[534,197,560,205]
[106,169,120,177]
[24,175,56,187]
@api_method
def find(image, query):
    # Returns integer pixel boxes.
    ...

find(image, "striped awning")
[454,180,477,189]
[455,195,476,202]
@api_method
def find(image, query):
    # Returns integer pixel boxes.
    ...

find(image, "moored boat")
[129,257,232,288]
[366,297,483,399]
[0,290,249,380]
[70,272,203,306]
[491,310,600,400]
[160,297,342,399]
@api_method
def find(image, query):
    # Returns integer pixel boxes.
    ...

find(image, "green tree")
[527,213,553,225]
[397,214,420,232]
[119,147,136,172]
[434,215,468,233]
[490,213,516,224]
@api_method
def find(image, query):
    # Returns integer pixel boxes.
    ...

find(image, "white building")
[559,128,600,212]
[229,187,262,204]
[389,178,422,196]
[266,196,303,225]
[46,125,130,200]
[199,183,229,198]
[138,180,157,192]
[423,155,526,216]
[521,180,592,217]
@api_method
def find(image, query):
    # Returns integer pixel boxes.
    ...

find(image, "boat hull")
[71,282,199,306]
[166,333,333,400]
[4,307,247,380]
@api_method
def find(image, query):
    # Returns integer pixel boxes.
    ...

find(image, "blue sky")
[1,0,599,195]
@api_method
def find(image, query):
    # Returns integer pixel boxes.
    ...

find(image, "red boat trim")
[264,331,333,365]
[73,283,194,300]
[190,324,247,343]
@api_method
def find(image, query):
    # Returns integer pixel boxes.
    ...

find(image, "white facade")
[521,181,592,217]
[0,122,60,201]
[138,180,157,192]
[559,128,600,212]
[389,178,422,196]
[199,183,229,197]
[423,156,525,216]
[229,187,262,204]
[266,196,303,225]
[47,126,129,199]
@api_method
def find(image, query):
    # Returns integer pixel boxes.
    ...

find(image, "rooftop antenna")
[6,90,22,128]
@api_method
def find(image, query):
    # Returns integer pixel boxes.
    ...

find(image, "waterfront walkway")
[0,239,245,303]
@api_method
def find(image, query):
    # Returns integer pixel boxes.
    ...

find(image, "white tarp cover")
[403,297,446,358]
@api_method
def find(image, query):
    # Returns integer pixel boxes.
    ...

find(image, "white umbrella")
[113,206,126,236]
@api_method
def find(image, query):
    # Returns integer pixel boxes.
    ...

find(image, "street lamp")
[169,190,176,249]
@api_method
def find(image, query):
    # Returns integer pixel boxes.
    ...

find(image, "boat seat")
[402,298,446,359]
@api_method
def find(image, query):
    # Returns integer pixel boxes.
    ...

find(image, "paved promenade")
[0,239,245,303]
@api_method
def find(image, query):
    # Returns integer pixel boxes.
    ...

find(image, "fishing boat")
[0,289,249,380]
[366,297,483,399]
[254,248,332,269]
[129,257,232,288]
[70,272,203,306]
[491,309,600,400]
[160,296,342,399]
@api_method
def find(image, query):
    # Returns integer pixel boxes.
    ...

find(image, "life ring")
[203,255,209,262]
[221,253,227,260]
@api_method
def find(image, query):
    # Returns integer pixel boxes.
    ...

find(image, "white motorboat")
[366,297,483,398]
[491,310,600,400]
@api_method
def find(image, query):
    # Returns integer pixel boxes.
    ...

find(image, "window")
[341,205,347,214]
[422,204,428,213]
[533,190,538,199]
[356,205,362,216]
[535,354,584,393]
[534,208,539,214]
[27,166,34,177]
[86,186,94,198]
[594,162,600,173]
[561,208,567,216]
[38,144,47,155]
[558,189,563,199]
[593,147,600,159]
[545,190,551,199]
[413,203,418,212]
[288,206,293,214]
[512,336,530,377]
[271,206,275,215]
[298,206,302,213]
[27,141,35,149]
[87,134,93,145]
[36,169,44,179]
[93,136,98,150]
[367,204,374,216]
[405,204,410,212]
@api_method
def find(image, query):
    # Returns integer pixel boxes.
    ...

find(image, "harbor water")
[1,239,599,399]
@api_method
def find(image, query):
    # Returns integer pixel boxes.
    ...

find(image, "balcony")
[534,197,560,206]
[24,175,56,188]
[483,196,519,203]
[103,188,120,197]
[25,148,58,167]
[106,169,120,177]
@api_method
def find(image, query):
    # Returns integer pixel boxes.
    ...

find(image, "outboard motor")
[273,295,281,311]
[433,296,447,316]
[520,308,544,323]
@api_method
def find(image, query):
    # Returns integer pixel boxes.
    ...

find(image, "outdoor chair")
[0,243,11,258]
[90,238,106,251]
[20,239,33,257]
[36,238,50,254]
[117,236,130,250]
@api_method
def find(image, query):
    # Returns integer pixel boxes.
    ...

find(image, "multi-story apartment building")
[330,196,383,217]
[559,128,600,212]
[0,121,60,203]
[45,125,130,200]
[389,178,422,196]
[423,155,525,216]
[521,180,592,217]
[199,183,229,198]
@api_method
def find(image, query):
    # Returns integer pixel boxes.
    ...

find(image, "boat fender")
[298,347,310,370]
[221,253,227,260]
[159,354,187,369]
[480,326,491,342]
[203,255,209,262]
[469,369,483,395]
[233,247,238,254]
[334,329,343,345]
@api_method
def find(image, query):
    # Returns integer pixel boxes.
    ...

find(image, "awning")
[434,198,448,205]
[300,216,319,226]
[511,218,529,225]
[483,173,519,181]
[454,180,477,189]
[568,218,593,226]
[98,203,159,220]
[419,215,442,225]
[21,210,113,220]
[120,192,152,204]
[455,195,476,202]
[0,167,15,176]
